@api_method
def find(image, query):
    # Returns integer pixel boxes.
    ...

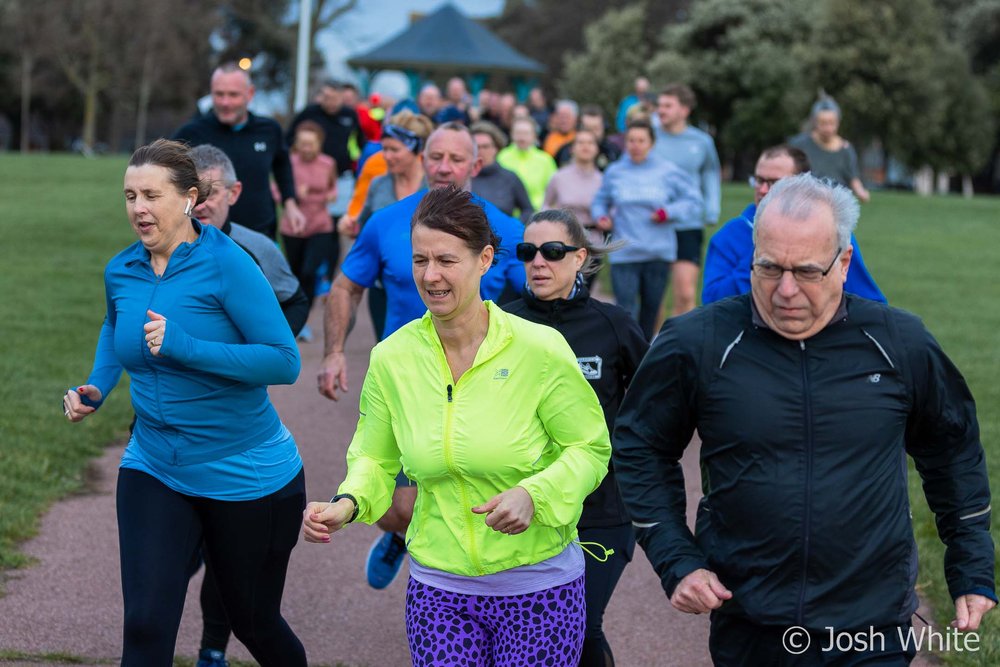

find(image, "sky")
[317,0,506,90]
[248,1,505,115]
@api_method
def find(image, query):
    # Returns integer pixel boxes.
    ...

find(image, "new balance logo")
[254,142,267,152]
[493,368,510,380]
[868,374,881,384]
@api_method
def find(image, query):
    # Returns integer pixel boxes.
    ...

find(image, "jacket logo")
[254,141,267,152]
[578,356,603,380]
[493,368,510,380]
[868,373,881,384]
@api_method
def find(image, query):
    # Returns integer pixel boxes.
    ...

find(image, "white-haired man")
[615,173,995,665]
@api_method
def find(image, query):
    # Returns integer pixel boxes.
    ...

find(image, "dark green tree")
[648,0,817,162]
[922,45,996,177]
[490,0,689,92]
[559,5,651,119]
[808,0,949,169]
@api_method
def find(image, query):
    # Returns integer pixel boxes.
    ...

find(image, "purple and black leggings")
[405,575,586,667]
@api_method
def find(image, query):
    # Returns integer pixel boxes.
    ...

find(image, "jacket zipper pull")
[447,384,453,402]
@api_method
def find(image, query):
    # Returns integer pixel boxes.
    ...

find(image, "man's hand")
[337,214,359,238]
[320,274,365,400]
[471,486,535,535]
[596,216,613,231]
[952,594,996,631]
[284,199,307,235]
[317,351,348,401]
[670,568,733,614]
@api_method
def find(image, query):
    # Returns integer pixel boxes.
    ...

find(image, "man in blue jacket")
[703,144,885,304]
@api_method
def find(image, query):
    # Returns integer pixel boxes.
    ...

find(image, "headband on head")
[383,124,423,154]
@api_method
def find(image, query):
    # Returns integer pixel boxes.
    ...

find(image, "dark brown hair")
[526,209,621,276]
[626,118,656,143]
[660,83,697,110]
[129,139,210,205]
[759,144,810,175]
[469,121,508,150]
[412,187,500,266]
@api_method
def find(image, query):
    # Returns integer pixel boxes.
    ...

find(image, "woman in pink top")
[543,129,605,285]
[281,121,337,318]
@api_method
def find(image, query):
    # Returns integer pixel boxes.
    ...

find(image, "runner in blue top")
[703,145,885,305]
[63,140,306,666]
[316,122,526,591]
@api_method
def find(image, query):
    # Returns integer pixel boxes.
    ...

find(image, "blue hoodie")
[84,221,301,467]
[591,154,704,264]
[702,203,887,304]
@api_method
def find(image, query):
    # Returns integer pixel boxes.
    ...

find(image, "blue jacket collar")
[122,218,206,268]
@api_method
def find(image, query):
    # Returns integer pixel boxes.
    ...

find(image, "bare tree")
[47,0,118,152]
[3,0,56,151]
[118,0,217,148]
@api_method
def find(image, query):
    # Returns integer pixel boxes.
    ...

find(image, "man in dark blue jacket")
[615,173,994,665]
[703,144,885,305]
[174,63,305,240]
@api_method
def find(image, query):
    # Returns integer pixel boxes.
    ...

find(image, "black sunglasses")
[516,242,580,262]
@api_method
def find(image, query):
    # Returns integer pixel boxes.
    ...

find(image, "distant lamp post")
[294,0,313,112]
[238,58,253,71]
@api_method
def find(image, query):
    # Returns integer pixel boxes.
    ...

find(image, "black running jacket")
[613,293,994,630]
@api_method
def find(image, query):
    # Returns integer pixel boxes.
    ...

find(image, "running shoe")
[366,531,407,589]
[296,324,313,342]
[196,648,229,667]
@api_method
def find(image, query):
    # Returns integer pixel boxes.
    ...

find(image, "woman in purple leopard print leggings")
[303,186,612,666]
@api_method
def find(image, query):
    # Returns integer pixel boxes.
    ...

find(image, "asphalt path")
[0,294,936,666]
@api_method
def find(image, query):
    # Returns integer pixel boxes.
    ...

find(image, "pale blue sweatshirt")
[653,125,721,228]
[591,154,704,264]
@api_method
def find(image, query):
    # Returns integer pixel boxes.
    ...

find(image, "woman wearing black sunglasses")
[505,209,649,667]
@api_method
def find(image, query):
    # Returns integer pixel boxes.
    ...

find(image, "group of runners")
[62,62,995,667]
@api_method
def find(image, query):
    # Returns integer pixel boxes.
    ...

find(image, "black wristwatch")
[330,493,359,524]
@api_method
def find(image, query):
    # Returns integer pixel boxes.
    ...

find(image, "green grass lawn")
[0,157,997,664]
[0,154,135,573]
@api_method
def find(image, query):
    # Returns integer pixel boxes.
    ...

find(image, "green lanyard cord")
[576,540,615,562]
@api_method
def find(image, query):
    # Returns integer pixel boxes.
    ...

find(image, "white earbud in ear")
[184,199,193,216]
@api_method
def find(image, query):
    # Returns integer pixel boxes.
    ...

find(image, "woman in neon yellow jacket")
[303,186,611,666]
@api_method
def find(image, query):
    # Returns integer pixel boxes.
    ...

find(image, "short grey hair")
[425,122,478,161]
[753,173,859,249]
[190,144,237,186]
[555,99,579,117]
[419,83,442,96]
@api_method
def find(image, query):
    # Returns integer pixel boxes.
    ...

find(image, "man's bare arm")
[317,274,365,401]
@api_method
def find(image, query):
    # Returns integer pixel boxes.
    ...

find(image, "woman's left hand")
[302,499,355,543]
[143,309,167,356]
[471,486,535,535]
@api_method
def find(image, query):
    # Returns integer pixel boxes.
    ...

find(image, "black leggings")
[578,523,636,667]
[199,560,231,652]
[282,232,336,306]
[116,467,307,666]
